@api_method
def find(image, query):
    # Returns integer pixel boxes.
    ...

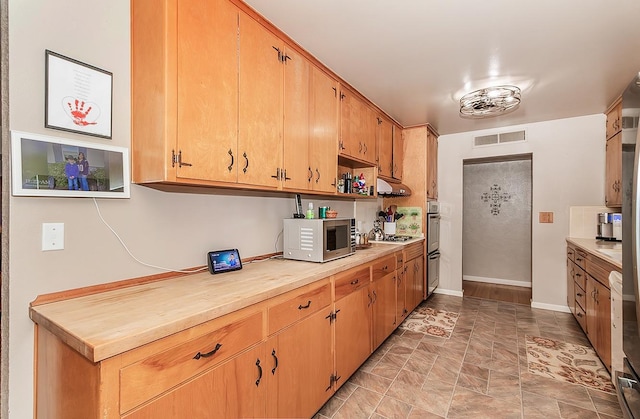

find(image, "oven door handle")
[429,252,441,260]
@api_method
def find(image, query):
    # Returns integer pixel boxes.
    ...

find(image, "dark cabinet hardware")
[282,54,291,62]
[340,92,345,100]
[331,178,337,187]
[255,358,263,387]
[271,167,280,180]
[271,349,278,375]
[193,343,222,360]
[177,150,192,167]
[283,169,291,181]
[325,309,340,323]
[339,140,346,151]
[315,168,320,183]
[272,46,282,61]
[363,143,368,154]
[298,300,312,310]
[325,373,342,391]
[577,292,583,297]
[372,290,377,304]
[377,117,382,125]
[228,149,234,172]
[332,87,337,96]
[350,279,359,285]
[243,152,249,173]
[308,167,313,182]
[358,142,363,153]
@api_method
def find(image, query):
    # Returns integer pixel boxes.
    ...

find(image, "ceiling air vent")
[474,130,525,147]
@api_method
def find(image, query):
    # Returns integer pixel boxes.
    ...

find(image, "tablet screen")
[208,249,242,274]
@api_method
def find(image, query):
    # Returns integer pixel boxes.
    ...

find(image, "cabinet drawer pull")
[576,257,583,262]
[271,349,278,375]
[255,358,262,387]
[577,292,583,297]
[193,343,222,360]
[243,152,249,173]
[575,273,582,277]
[298,300,312,310]
[577,312,583,317]
[227,149,234,172]
[350,279,359,285]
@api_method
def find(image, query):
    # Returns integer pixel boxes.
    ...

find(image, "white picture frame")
[11,130,130,198]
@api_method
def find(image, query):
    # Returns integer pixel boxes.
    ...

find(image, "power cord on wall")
[92,198,208,273]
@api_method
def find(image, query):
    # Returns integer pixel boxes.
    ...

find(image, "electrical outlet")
[42,223,64,251]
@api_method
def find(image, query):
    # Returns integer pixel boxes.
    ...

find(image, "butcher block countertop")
[30,241,421,363]
[566,237,622,270]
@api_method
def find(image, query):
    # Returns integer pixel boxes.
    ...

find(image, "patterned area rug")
[526,335,615,394]
[399,307,459,338]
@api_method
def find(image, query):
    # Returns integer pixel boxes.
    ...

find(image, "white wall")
[438,114,606,310]
[5,2,385,417]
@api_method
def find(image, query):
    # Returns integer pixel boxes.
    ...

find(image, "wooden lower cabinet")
[371,271,397,349]
[334,285,372,385]
[565,242,615,372]
[125,345,266,419]
[586,276,612,371]
[266,307,333,418]
[34,245,427,418]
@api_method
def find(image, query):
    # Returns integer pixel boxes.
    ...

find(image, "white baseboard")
[531,301,571,313]
[463,275,532,288]
[433,288,464,297]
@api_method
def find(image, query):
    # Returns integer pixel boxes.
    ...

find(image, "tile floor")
[313,294,623,419]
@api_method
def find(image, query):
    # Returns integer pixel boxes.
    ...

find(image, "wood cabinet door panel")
[176,0,239,183]
[334,287,372,384]
[392,125,404,180]
[120,311,263,413]
[238,13,283,188]
[396,267,407,322]
[339,88,359,158]
[334,266,370,301]
[283,46,311,191]
[377,116,393,178]
[605,132,622,207]
[266,308,333,418]
[309,66,339,193]
[567,258,576,314]
[372,272,397,349]
[427,129,438,199]
[124,345,266,419]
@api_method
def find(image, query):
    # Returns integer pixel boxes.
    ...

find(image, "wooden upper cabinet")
[132,0,244,185]
[392,125,404,181]
[377,115,394,179]
[309,66,339,193]
[606,97,622,140]
[175,0,239,183]
[605,131,622,208]
[238,12,283,188]
[283,46,311,191]
[426,126,439,200]
[339,87,376,165]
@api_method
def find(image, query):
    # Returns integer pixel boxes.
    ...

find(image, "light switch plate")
[42,223,64,251]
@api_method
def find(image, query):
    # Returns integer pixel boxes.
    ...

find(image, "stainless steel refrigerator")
[621,73,640,418]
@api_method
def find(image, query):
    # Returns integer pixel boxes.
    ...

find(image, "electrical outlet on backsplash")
[569,206,610,239]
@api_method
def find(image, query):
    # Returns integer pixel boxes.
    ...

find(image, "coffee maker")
[597,212,622,241]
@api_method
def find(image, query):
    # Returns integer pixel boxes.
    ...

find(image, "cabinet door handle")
[308,167,313,182]
[283,169,291,181]
[271,349,278,375]
[363,143,368,154]
[177,150,192,167]
[298,300,312,310]
[271,167,280,180]
[255,358,262,387]
[359,142,363,153]
[315,168,320,183]
[242,152,249,173]
[367,292,373,307]
[372,290,377,304]
[193,343,222,360]
[228,149,234,172]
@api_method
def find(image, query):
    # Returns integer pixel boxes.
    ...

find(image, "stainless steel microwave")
[283,218,356,263]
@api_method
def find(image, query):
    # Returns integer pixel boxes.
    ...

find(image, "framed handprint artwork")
[45,50,113,139]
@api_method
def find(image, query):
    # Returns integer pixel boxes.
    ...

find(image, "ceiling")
[242,0,640,135]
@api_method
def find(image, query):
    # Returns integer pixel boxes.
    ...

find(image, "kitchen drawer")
[574,264,587,292]
[404,242,424,261]
[574,248,587,271]
[268,281,331,335]
[586,254,618,288]
[566,246,575,262]
[575,303,587,332]
[575,282,587,311]
[334,266,370,301]
[372,255,396,281]
[120,310,263,413]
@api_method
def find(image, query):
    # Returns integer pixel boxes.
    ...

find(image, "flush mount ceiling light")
[459,85,521,118]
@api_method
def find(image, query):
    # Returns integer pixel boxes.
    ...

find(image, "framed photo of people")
[44,50,113,139]
[11,131,130,198]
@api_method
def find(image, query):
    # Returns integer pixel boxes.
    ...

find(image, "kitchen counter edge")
[566,237,622,270]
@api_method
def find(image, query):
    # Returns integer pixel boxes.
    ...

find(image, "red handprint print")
[67,99,97,126]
